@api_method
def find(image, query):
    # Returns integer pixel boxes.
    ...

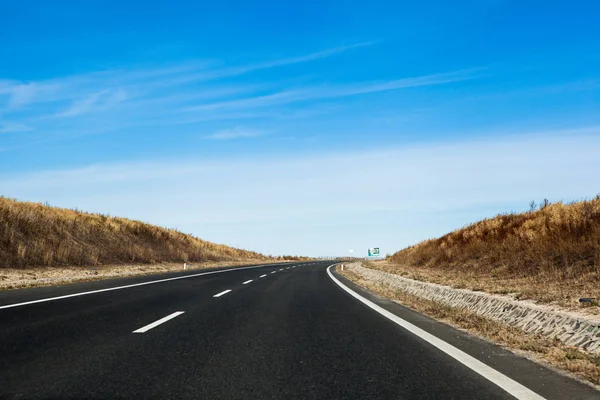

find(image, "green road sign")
[368,248,380,257]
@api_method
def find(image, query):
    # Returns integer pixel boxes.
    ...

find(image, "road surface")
[0,261,597,399]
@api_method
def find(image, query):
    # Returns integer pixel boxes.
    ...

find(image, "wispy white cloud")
[159,42,377,87]
[205,126,265,140]
[334,68,483,95]
[230,41,376,71]
[0,80,17,94]
[448,78,600,106]
[56,88,130,117]
[0,122,33,133]
[0,81,63,111]
[104,88,129,104]
[0,41,376,127]
[8,83,38,109]
[185,68,482,112]
[167,104,340,127]
[57,91,106,117]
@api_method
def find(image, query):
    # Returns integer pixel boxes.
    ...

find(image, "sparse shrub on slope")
[391,197,600,278]
[0,196,267,268]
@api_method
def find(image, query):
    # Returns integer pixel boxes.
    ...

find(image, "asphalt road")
[0,261,597,399]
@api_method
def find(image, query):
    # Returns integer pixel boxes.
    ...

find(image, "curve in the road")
[326,265,545,400]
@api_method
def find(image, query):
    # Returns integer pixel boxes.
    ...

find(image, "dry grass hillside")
[391,197,600,277]
[0,196,267,268]
[380,197,600,306]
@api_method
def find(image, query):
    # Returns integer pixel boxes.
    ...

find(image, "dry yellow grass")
[367,260,600,313]
[0,260,268,290]
[386,197,600,308]
[0,196,267,268]
[340,267,600,388]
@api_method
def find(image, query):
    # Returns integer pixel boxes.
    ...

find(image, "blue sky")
[1,1,600,256]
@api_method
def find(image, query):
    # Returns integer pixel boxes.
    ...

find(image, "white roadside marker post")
[184,263,187,270]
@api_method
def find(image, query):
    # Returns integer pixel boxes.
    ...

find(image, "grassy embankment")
[377,197,600,308]
[0,196,269,288]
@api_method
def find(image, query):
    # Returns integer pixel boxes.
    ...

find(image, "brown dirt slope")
[391,197,600,280]
[0,196,267,268]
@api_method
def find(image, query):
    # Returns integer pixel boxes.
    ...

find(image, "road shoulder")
[330,265,600,400]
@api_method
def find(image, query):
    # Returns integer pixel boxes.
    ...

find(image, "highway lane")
[0,261,597,399]
[0,262,294,308]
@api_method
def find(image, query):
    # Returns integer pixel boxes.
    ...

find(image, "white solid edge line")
[133,311,185,333]
[260,274,267,278]
[213,289,232,298]
[243,280,253,284]
[0,264,274,310]
[325,265,545,400]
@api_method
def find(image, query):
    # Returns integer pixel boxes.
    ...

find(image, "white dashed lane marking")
[213,290,232,298]
[0,263,276,310]
[133,311,185,333]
